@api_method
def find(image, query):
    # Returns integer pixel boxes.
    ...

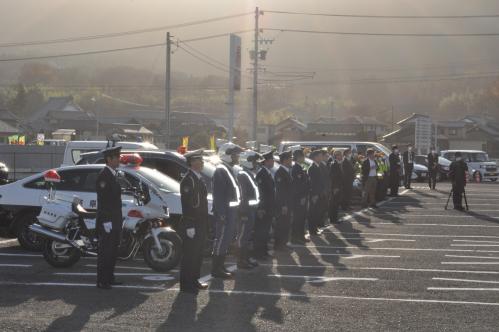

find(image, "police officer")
[308,150,325,235]
[179,150,209,294]
[236,150,262,269]
[95,145,123,290]
[319,149,330,227]
[253,151,275,260]
[449,151,468,211]
[212,143,243,278]
[389,145,401,197]
[403,144,416,189]
[274,150,293,250]
[427,147,439,190]
[291,147,309,244]
[329,149,344,223]
[341,149,355,211]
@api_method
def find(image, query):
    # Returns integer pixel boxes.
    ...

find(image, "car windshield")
[135,167,180,193]
[469,153,489,162]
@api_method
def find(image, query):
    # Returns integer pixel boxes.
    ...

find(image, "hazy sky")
[2,1,499,89]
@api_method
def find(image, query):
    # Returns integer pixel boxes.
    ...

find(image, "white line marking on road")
[84,264,179,272]
[453,240,499,244]
[54,272,172,276]
[267,274,378,283]
[428,287,499,292]
[0,264,31,267]
[452,244,499,247]
[326,232,499,239]
[365,239,416,243]
[143,275,175,281]
[445,255,499,260]
[442,262,499,265]
[310,253,400,259]
[433,277,499,284]
[2,281,499,306]
[298,245,499,253]
[356,222,499,227]
[0,239,18,245]
[385,203,497,206]
[198,264,237,284]
[0,253,40,257]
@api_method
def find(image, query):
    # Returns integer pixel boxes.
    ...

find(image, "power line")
[0,42,165,62]
[179,30,253,43]
[264,10,499,19]
[263,27,499,37]
[0,13,252,48]
[177,45,230,74]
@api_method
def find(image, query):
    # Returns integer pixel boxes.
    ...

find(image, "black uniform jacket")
[255,166,275,215]
[402,151,416,167]
[342,158,355,184]
[180,169,209,229]
[449,159,468,187]
[291,162,310,202]
[330,161,344,192]
[237,167,259,215]
[361,159,379,183]
[308,162,325,198]
[96,166,123,230]
[427,153,438,170]
[212,163,240,217]
[389,153,401,176]
[274,165,293,210]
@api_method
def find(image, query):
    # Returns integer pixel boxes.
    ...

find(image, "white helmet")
[240,150,262,170]
[218,142,243,164]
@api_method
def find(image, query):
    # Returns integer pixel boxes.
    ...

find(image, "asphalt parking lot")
[1,182,499,331]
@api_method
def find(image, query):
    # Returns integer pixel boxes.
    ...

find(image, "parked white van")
[61,141,159,167]
[440,150,498,182]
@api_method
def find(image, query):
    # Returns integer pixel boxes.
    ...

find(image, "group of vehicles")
[0,140,497,272]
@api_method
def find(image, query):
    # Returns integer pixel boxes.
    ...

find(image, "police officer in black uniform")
[319,149,330,227]
[96,146,123,290]
[449,151,468,211]
[308,150,325,235]
[427,147,439,190]
[389,145,401,197]
[403,144,416,189]
[329,149,344,224]
[179,150,209,294]
[341,149,355,211]
[253,151,275,260]
[291,147,309,244]
[274,150,293,251]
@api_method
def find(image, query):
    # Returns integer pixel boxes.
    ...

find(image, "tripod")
[444,187,469,211]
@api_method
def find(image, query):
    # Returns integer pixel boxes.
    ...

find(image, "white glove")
[300,197,306,206]
[186,228,195,239]
[282,206,288,216]
[103,222,112,233]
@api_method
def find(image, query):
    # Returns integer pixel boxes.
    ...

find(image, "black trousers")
[429,168,437,189]
[180,226,206,290]
[97,225,121,285]
[329,190,341,223]
[404,164,414,188]
[389,173,399,195]
[452,184,464,208]
[292,198,307,241]
[274,207,291,247]
[308,195,323,233]
[254,211,272,256]
[342,182,353,209]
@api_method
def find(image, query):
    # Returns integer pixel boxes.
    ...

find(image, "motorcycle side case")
[37,200,76,230]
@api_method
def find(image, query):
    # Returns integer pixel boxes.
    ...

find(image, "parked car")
[414,155,451,181]
[0,154,213,251]
[77,149,216,193]
[440,150,498,182]
[0,162,9,185]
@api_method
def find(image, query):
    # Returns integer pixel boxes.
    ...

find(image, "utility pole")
[165,32,171,149]
[391,105,394,132]
[252,7,259,141]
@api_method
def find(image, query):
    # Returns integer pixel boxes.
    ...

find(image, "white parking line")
[385,203,497,206]
[432,277,499,284]
[0,253,40,257]
[442,262,499,265]
[198,264,237,284]
[356,223,499,227]
[54,272,172,276]
[297,246,499,253]
[310,253,400,259]
[451,244,499,247]
[327,232,499,239]
[0,264,32,267]
[428,287,499,292]
[84,264,179,272]
[1,281,499,306]
[0,239,18,245]
[445,255,499,260]
[453,240,499,244]
[267,274,378,283]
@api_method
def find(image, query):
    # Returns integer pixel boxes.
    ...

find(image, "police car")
[0,153,212,250]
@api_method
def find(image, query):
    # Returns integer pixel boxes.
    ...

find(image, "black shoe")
[237,260,253,269]
[110,280,123,286]
[248,257,259,267]
[97,283,112,290]
[370,204,378,209]
[195,281,209,290]
[454,206,465,211]
[180,287,199,294]
[211,256,233,279]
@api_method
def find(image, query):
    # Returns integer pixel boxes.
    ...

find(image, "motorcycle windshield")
[135,167,180,193]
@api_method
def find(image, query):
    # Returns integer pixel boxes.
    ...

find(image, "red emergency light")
[177,146,187,155]
[120,153,143,166]
[44,169,61,183]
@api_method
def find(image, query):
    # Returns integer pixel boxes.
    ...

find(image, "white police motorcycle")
[30,169,182,272]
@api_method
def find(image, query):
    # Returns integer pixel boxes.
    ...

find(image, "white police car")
[0,153,212,250]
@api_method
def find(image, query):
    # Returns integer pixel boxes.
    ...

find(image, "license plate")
[487,173,497,176]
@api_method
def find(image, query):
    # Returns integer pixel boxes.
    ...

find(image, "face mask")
[408,147,412,151]
[456,157,462,161]
[394,149,399,154]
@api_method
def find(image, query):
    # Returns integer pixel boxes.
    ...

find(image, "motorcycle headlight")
[151,219,168,228]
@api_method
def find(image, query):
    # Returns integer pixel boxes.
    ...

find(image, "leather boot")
[237,248,253,269]
[211,255,232,279]
[221,255,234,276]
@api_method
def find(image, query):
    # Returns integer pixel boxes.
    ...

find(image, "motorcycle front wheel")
[42,239,81,268]
[142,232,182,272]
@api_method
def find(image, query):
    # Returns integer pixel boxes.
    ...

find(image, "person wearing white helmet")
[211,143,243,278]
[235,150,262,268]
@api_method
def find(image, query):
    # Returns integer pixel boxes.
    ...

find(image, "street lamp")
[91,97,98,138]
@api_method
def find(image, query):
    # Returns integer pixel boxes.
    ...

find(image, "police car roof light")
[120,153,143,166]
[127,209,144,218]
[44,169,61,183]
